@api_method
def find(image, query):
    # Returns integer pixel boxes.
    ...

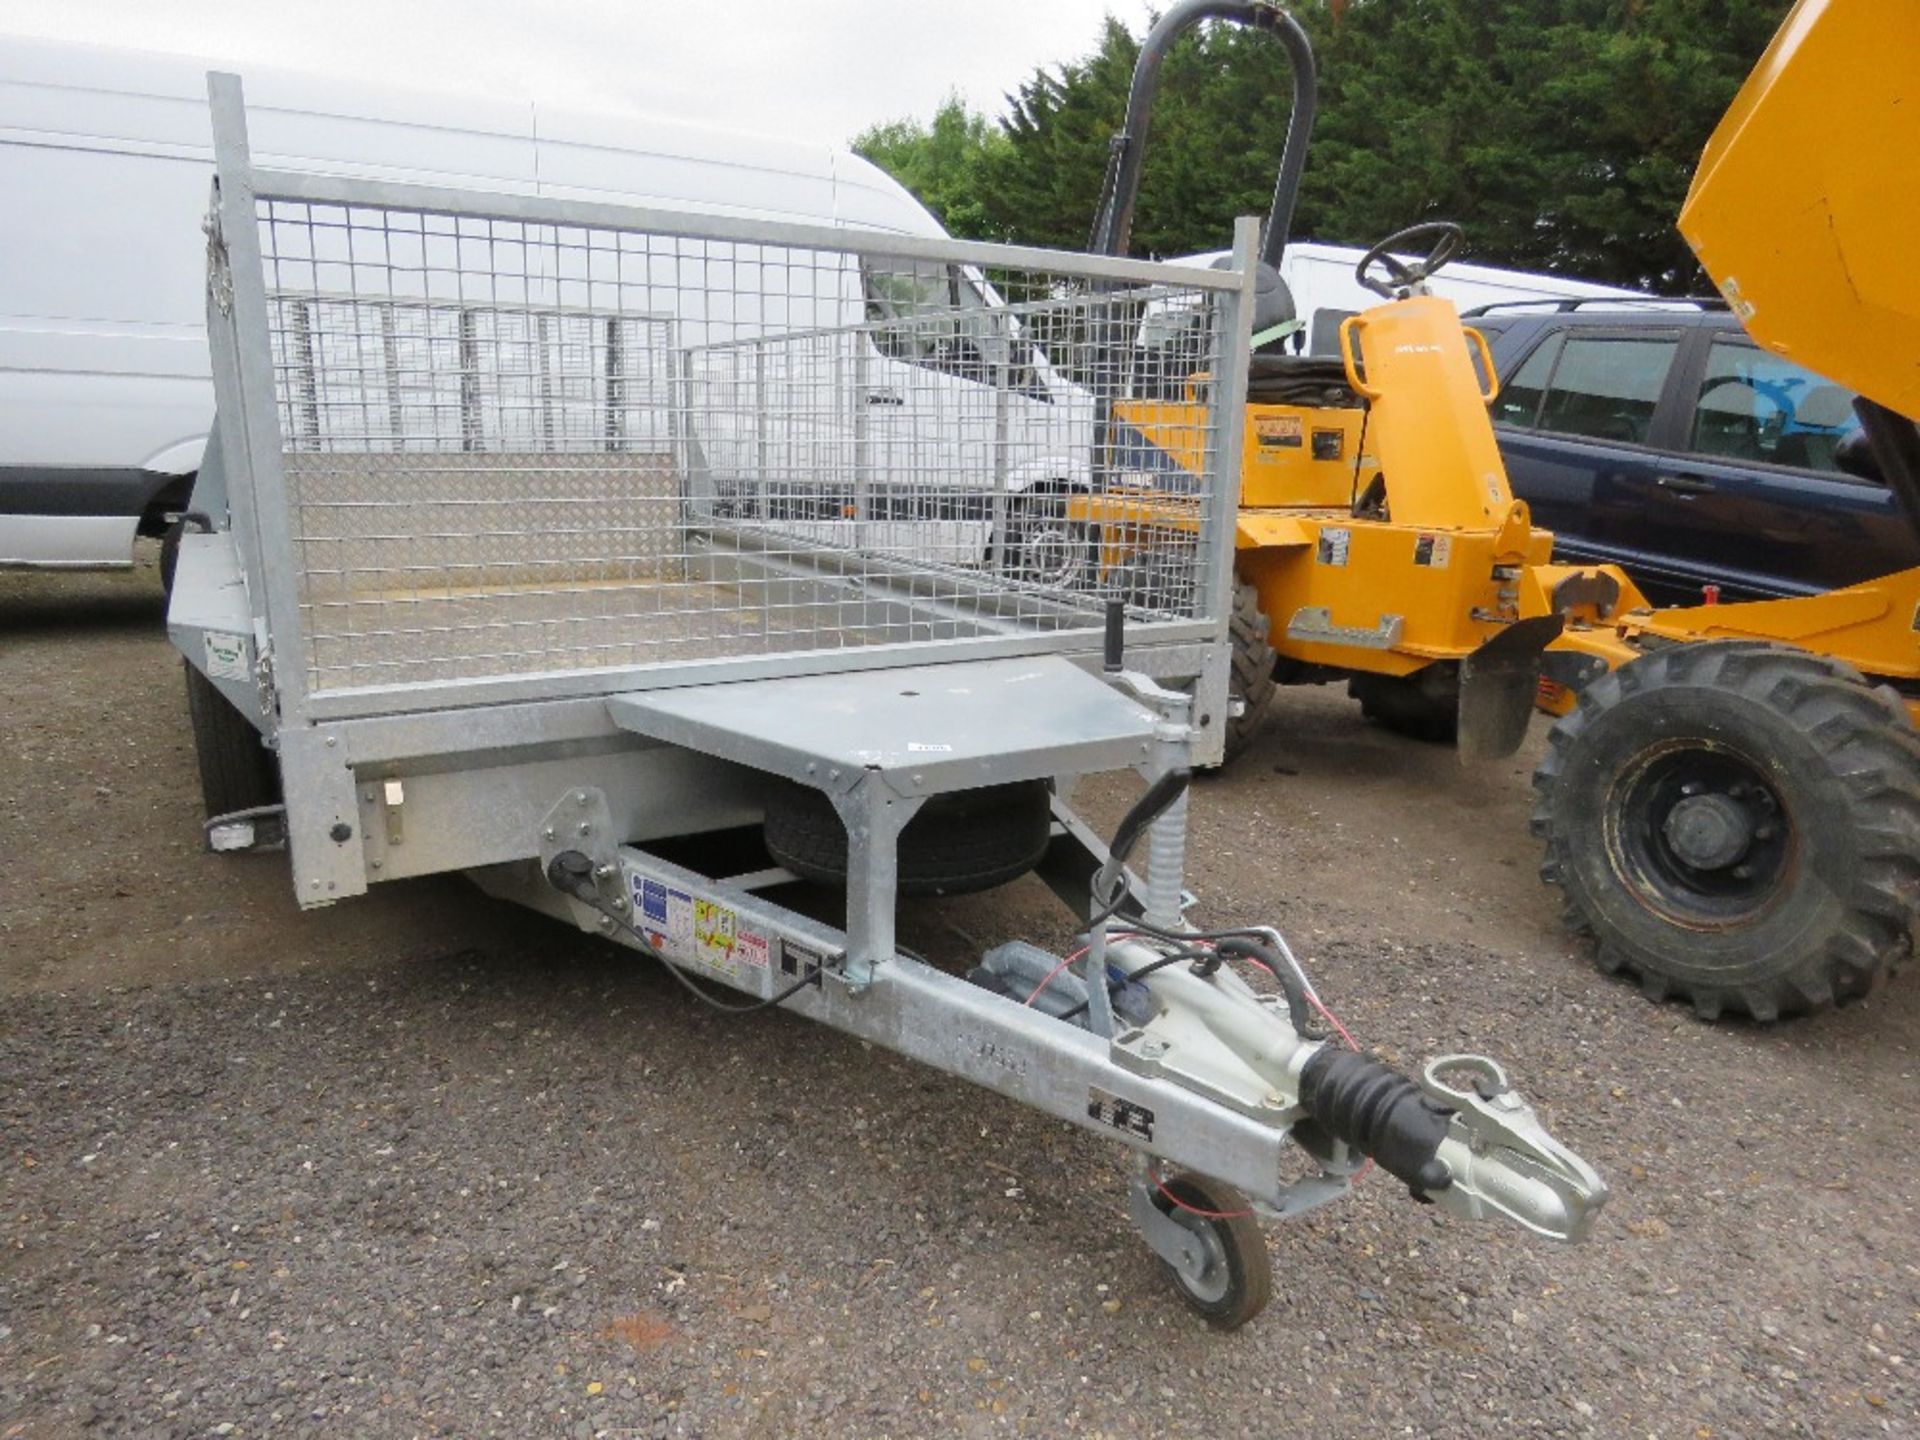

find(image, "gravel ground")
[3,560,1918,1439]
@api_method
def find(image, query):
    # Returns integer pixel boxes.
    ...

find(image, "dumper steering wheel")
[1355,221,1466,299]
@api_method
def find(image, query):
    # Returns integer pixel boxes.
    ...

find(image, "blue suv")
[1466,301,1919,605]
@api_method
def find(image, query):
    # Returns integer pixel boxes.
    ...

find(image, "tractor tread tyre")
[1532,642,1920,1022]
[1349,667,1459,745]
[183,660,278,820]
[764,779,1052,898]
[1223,579,1278,764]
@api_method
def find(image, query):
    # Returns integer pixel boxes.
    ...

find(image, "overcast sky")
[0,0,1159,144]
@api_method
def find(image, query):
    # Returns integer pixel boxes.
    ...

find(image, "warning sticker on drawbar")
[1316,527,1352,567]
[694,898,741,978]
[1088,1086,1155,1143]
[1413,532,1453,569]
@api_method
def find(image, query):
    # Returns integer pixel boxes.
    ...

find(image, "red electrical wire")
[1153,1170,1252,1220]
[1023,945,1090,1006]
[1020,933,1157,1007]
[1034,939,1371,1208]
[1307,989,1359,1051]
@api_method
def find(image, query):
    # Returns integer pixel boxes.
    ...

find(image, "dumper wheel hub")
[1662,791,1755,871]
[1618,746,1788,925]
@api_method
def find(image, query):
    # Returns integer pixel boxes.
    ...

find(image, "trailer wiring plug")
[544,850,821,1015]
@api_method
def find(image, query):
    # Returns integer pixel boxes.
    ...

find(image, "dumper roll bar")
[1087,0,1317,268]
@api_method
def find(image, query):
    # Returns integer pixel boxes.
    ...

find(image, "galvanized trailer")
[168,73,1604,1328]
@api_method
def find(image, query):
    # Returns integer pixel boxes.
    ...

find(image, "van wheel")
[184,661,278,819]
[763,779,1052,897]
[159,521,183,595]
[1005,490,1091,588]
[1533,642,1920,1021]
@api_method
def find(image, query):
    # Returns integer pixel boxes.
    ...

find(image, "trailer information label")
[634,876,695,963]
[1087,1086,1155,1142]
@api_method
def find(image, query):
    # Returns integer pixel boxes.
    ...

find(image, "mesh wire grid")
[253,198,1231,695]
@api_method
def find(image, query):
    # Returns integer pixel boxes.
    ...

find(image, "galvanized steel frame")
[203,74,1255,904]
[205,72,1255,729]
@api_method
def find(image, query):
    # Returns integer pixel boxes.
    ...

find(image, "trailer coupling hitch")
[1420,1054,1608,1242]
[1294,1047,1605,1242]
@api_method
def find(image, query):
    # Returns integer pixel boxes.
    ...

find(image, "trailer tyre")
[184,660,279,820]
[1532,641,1920,1021]
[763,779,1052,897]
[1223,578,1277,764]
[1151,1172,1272,1331]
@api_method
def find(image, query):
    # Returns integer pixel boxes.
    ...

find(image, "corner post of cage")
[199,195,267,644]
[1193,216,1258,728]
[205,72,312,723]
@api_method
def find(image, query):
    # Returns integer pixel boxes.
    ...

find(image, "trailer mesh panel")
[253,199,1230,694]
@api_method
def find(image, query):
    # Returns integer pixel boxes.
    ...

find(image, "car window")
[1688,336,1863,476]
[1490,333,1560,427]
[1533,334,1679,444]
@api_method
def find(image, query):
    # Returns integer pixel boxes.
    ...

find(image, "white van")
[0,35,1088,576]
[1138,240,1647,364]
[1275,241,1647,353]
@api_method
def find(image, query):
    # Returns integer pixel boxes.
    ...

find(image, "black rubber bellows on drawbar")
[1297,1048,1455,1198]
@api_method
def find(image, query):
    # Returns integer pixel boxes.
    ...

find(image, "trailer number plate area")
[1088,1087,1155,1142]
[625,863,836,993]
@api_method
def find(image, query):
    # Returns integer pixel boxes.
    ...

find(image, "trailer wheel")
[1223,578,1277,764]
[763,779,1052,897]
[1349,664,1458,744]
[184,660,278,820]
[1532,641,1920,1021]
[1151,1173,1271,1331]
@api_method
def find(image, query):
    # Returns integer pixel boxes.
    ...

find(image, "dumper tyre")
[1223,578,1277,764]
[763,779,1052,897]
[184,659,279,820]
[1532,641,1920,1021]
[1349,665,1459,744]
[1151,1172,1272,1331]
